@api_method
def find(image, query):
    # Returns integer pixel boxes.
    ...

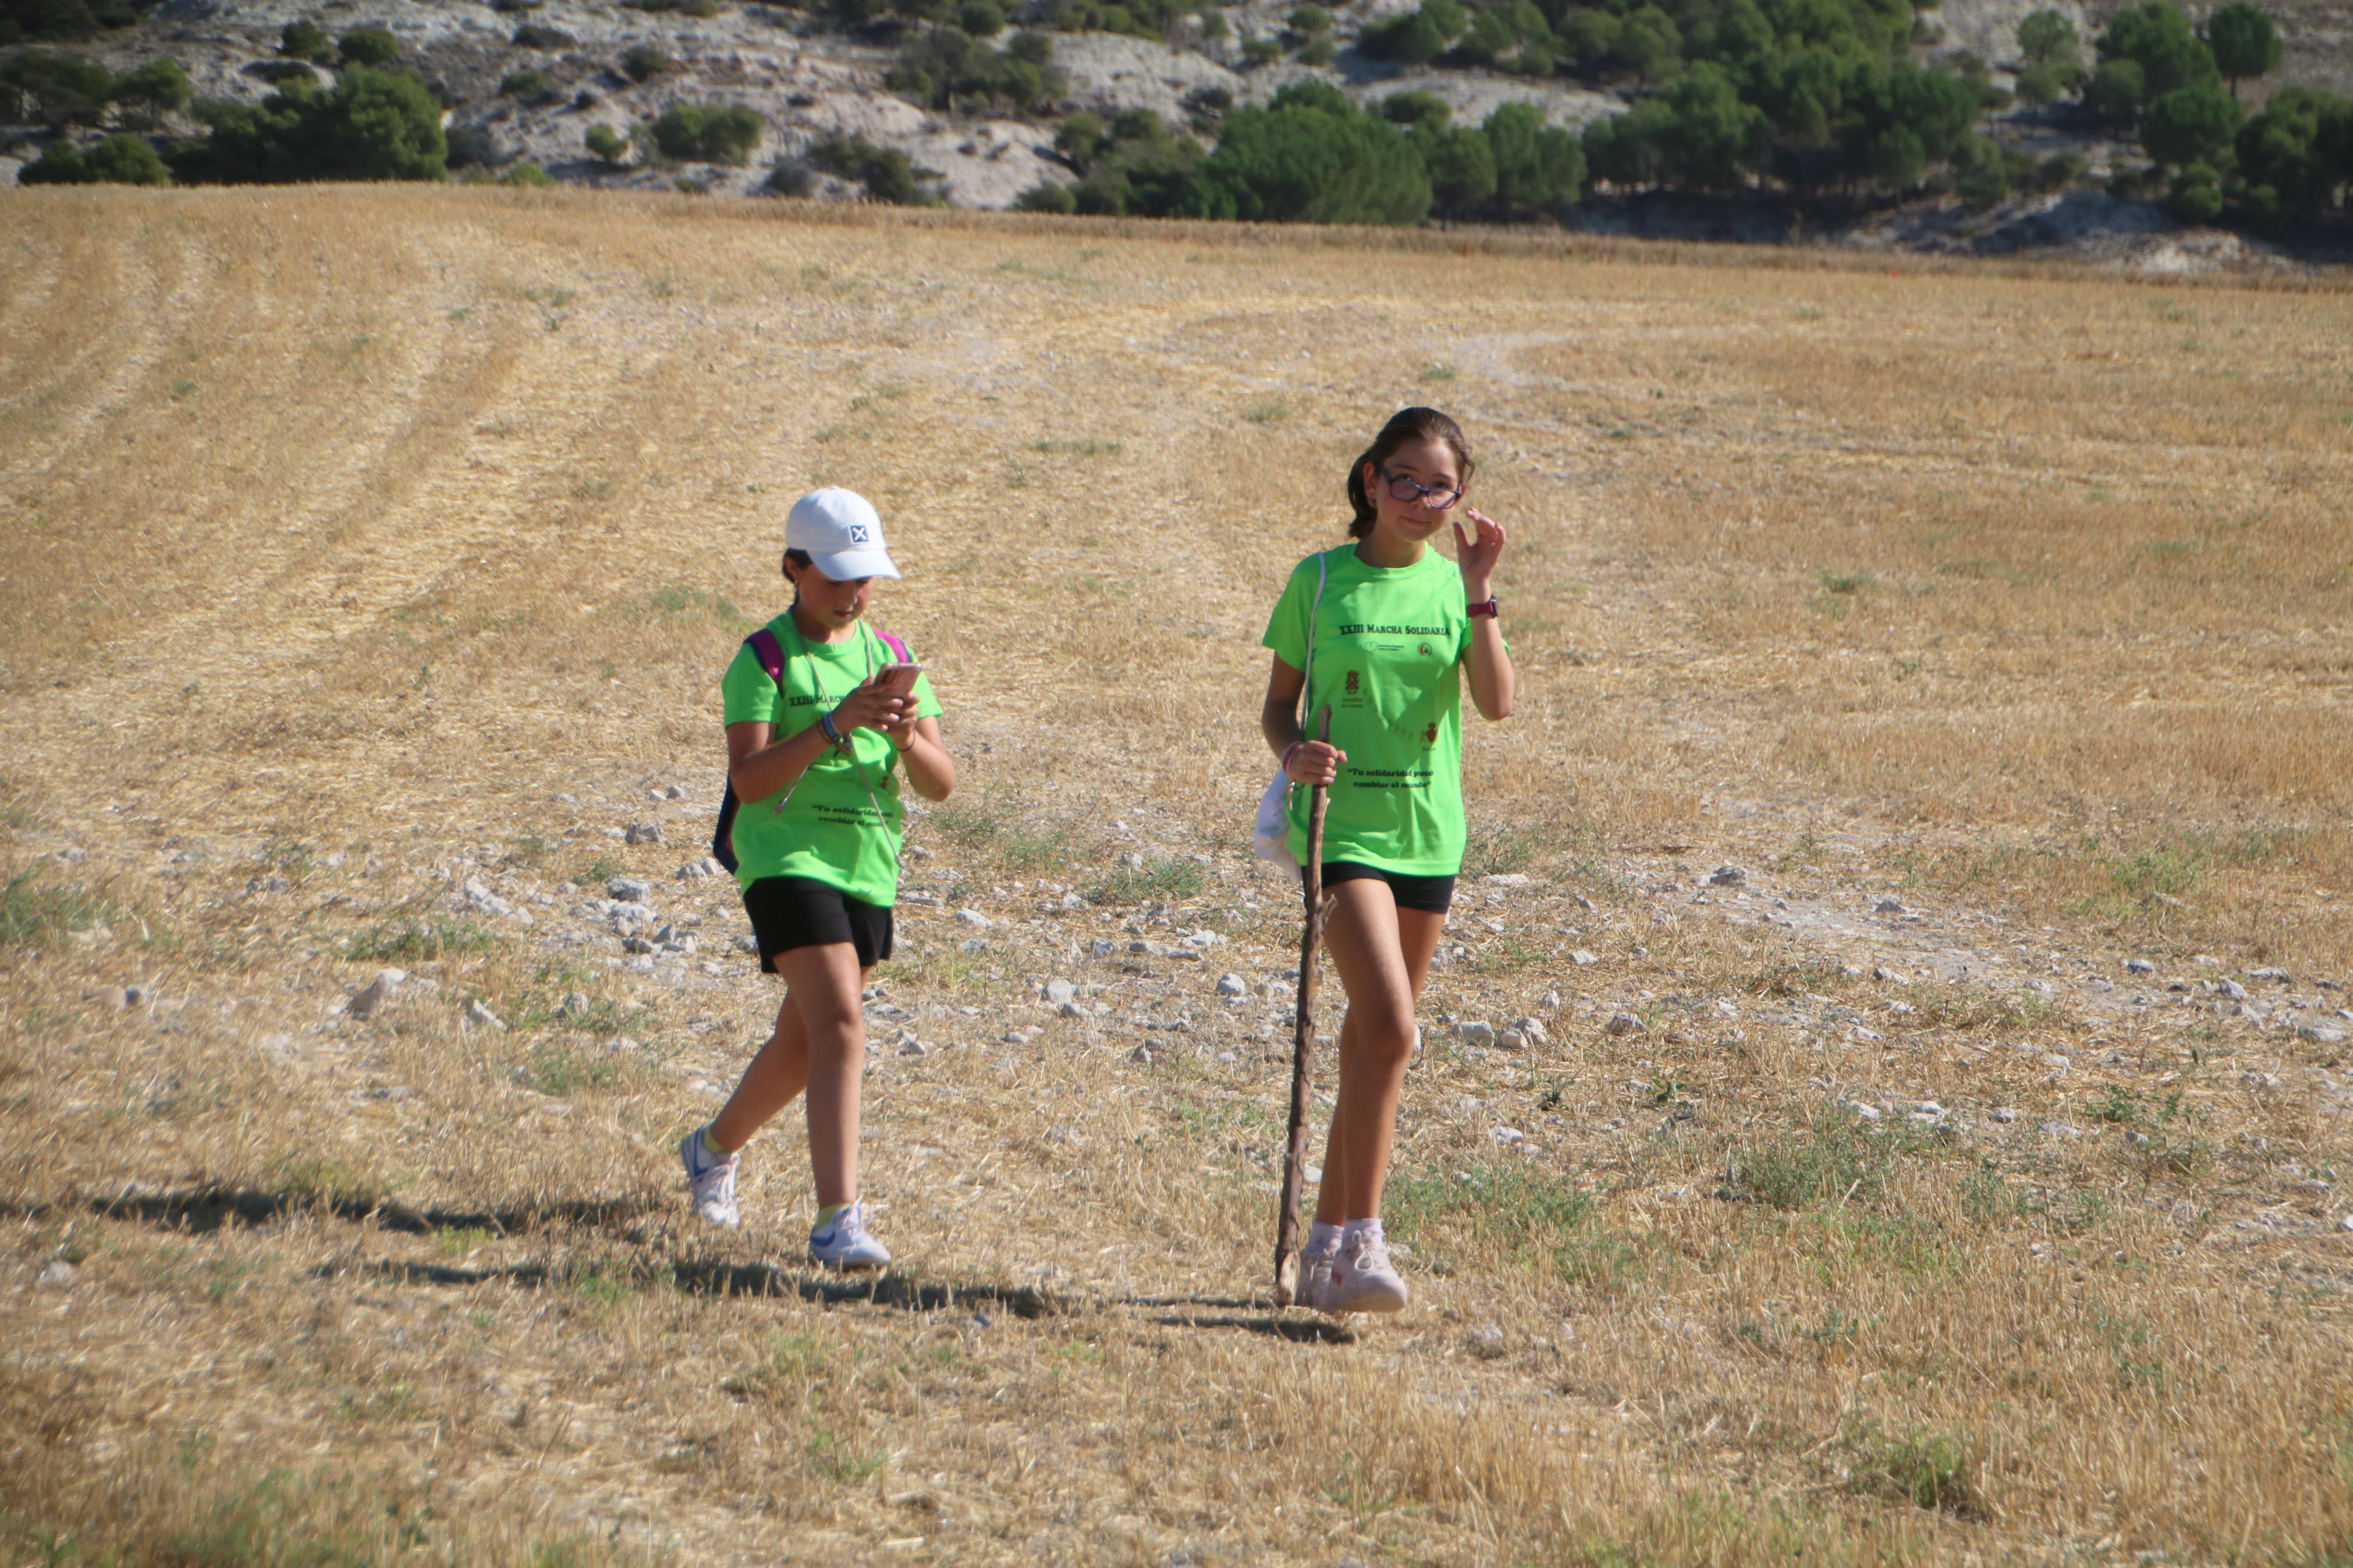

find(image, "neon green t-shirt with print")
[1261,545,1476,877]
[720,615,942,907]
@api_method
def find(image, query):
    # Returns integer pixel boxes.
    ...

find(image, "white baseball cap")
[785,488,900,581]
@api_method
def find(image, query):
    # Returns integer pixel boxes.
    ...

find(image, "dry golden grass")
[3,187,2352,1566]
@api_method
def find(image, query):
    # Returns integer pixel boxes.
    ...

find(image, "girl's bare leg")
[710,945,873,1208]
[1312,881,1447,1225]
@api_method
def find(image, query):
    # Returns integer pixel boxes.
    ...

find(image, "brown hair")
[1346,407,1474,540]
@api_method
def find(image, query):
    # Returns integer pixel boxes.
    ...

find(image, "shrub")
[1298,35,1335,63]
[1415,122,1495,216]
[1013,178,1076,210]
[279,19,333,61]
[2170,160,2223,219]
[19,130,168,183]
[1358,5,1450,63]
[512,23,577,47]
[336,25,400,65]
[1,51,115,125]
[1382,88,1449,128]
[2017,8,2080,70]
[172,66,447,183]
[619,43,672,80]
[807,132,919,201]
[2084,56,2146,119]
[113,56,191,112]
[499,68,558,99]
[1053,105,1205,212]
[886,24,1062,115]
[1951,131,2009,203]
[650,102,764,163]
[499,158,556,185]
[958,0,1003,33]
[1286,3,1328,31]
[0,0,138,45]
[584,122,629,161]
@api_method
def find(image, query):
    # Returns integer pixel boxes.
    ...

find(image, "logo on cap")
[849,524,870,543]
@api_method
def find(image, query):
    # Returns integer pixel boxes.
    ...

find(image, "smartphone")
[872,663,923,699]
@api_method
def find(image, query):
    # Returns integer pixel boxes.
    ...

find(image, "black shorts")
[741,876,894,974]
[1308,861,1457,915]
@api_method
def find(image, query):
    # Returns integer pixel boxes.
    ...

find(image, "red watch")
[1467,597,1499,618]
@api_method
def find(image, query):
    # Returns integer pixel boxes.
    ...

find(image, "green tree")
[2140,83,2240,166]
[620,44,672,81]
[1,51,115,125]
[2096,3,2216,99]
[2170,159,2223,219]
[1187,85,1431,223]
[19,130,168,183]
[584,123,629,162]
[172,66,446,183]
[2084,56,2147,119]
[2017,9,2080,68]
[2203,2,2279,98]
[1415,122,1495,215]
[1483,99,1582,212]
[1382,90,1451,129]
[2233,85,2352,222]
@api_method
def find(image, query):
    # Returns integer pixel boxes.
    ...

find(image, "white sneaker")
[1314,1231,1409,1315]
[808,1200,890,1271]
[679,1126,739,1228]
[1297,1245,1340,1310]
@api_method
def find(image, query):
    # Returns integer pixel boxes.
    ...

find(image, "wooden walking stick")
[1273,707,1335,1308]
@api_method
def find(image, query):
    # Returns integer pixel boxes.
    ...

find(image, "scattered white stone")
[1848,1101,1882,1120]
[466,998,507,1032]
[1604,1012,1643,1036]
[1574,894,1595,911]
[733,934,758,955]
[676,858,724,881]
[625,822,663,845]
[2043,1052,2071,1070]
[1498,1027,1528,1052]
[1886,1000,1915,1016]
[1538,990,1561,1009]
[1571,950,1598,966]
[2126,958,2156,975]
[2220,978,2250,1001]
[1872,966,1911,984]
[1990,1107,2017,1123]
[1706,865,1745,887]
[37,1260,76,1290]
[2042,1121,2082,1139]
[1216,973,1247,998]
[1059,1001,1084,1020]
[1481,873,1530,887]
[346,976,395,1018]
[2244,1070,2281,1089]
[2299,1025,2348,1045]
[955,908,991,929]
[1874,898,1906,915]
[461,878,513,917]
[607,876,652,903]
[959,938,990,954]
[1089,939,1119,959]
[2193,954,2220,967]
[1513,1016,1550,1048]
[2252,967,2290,982]
[1044,979,1076,1005]
[1129,1044,1153,1064]
[1851,1025,1884,1043]
[2340,1214,2353,1233]
[1491,1127,1525,1146]
[1181,928,1227,948]
[1910,1101,1944,1121]
[1456,1020,1496,1047]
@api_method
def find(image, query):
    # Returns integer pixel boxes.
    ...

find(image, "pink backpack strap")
[746,627,786,687]
[871,627,911,665]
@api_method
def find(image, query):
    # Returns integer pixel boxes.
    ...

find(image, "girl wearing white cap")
[680,488,954,1270]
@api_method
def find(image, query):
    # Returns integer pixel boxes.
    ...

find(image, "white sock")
[1341,1217,1383,1247]
[1307,1219,1341,1256]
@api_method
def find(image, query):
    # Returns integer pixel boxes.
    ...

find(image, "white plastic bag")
[1250,550,1329,870]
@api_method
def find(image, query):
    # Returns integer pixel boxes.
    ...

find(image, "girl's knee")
[1344,1009,1417,1069]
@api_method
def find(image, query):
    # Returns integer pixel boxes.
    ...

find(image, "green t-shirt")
[720,616,942,906]
[1262,545,1476,877]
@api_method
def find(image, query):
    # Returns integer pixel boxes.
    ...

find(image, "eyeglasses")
[1381,468,1463,509]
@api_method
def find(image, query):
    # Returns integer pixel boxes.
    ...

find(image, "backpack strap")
[869,626,911,666]
[747,627,787,688]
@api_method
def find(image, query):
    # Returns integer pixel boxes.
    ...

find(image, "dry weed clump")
[2,187,2350,1564]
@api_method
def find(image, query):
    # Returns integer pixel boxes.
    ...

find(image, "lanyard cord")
[769,615,896,832]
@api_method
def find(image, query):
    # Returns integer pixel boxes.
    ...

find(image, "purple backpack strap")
[871,627,911,665]
[747,627,786,688]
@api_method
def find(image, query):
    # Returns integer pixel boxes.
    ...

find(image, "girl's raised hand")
[1452,507,1507,596]
[832,680,911,736]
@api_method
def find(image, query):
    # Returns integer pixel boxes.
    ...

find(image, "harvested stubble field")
[4,187,2353,1567]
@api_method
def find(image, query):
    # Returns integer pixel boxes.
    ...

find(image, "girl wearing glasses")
[1259,406,1517,1315]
